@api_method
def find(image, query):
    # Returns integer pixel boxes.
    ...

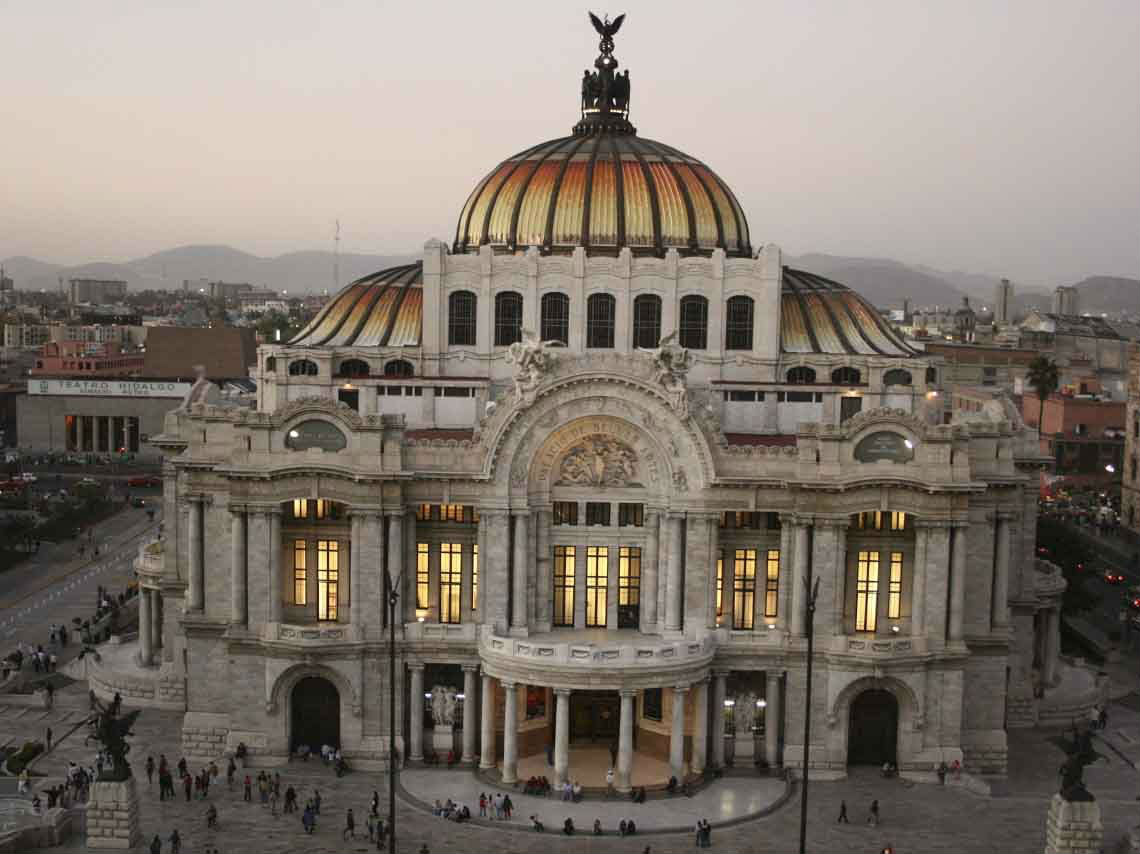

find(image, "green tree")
[1027,355,1059,435]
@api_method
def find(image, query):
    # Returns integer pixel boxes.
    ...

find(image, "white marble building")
[130,24,1072,784]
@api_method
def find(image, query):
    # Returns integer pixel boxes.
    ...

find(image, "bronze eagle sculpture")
[589,12,625,39]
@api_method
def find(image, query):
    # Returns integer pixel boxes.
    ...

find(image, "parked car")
[126,476,161,488]
[1103,569,1126,585]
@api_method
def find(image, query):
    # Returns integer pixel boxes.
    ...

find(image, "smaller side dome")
[289,263,423,348]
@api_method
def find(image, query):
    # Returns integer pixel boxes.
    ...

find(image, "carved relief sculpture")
[734,692,756,734]
[557,435,640,487]
[641,331,693,417]
[506,330,563,408]
[430,684,458,727]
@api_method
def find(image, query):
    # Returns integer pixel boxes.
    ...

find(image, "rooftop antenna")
[333,219,341,293]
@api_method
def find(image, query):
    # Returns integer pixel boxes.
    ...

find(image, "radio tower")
[333,219,341,294]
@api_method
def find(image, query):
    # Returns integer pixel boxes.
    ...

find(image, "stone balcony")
[133,539,163,589]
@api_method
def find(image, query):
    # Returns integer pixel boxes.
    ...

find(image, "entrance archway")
[570,691,620,743]
[847,689,898,765]
[291,676,340,752]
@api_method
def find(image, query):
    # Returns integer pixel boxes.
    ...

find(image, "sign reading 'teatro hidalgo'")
[27,379,192,398]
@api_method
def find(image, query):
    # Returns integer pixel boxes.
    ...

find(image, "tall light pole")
[798,575,821,854]
[386,570,402,854]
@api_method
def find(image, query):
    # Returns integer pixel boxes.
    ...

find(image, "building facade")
[134,25,1066,784]
[69,278,127,305]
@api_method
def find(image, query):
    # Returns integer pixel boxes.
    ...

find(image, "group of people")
[477,791,513,819]
[837,798,880,826]
[521,775,551,795]
[430,798,471,822]
[558,780,584,802]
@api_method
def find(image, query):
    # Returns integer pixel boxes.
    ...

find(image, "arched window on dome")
[883,368,912,387]
[541,292,569,345]
[786,366,816,384]
[337,358,369,378]
[448,291,477,346]
[679,295,708,350]
[725,295,754,350]
[494,292,523,347]
[288,359,319,377]
[831,366,862,385]
[587,293,616,349]
[384,359,414,378]
[632,294,662,349]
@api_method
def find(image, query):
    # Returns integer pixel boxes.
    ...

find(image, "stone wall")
[1044,794,1102,854]
[181,712,231,762]
[69,651,185,711]
[86,779,142,849]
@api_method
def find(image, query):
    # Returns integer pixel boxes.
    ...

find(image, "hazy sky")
[2,0,1137,285]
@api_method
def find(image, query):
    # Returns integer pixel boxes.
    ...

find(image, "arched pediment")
[274,395,365,429]
[829,674,922,732]
[266,661,360,718]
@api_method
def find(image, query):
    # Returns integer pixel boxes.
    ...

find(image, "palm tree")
[1027,355,1060,436]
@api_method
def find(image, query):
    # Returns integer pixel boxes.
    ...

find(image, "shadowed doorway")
[847,689,898,765]
[291,676,340,753]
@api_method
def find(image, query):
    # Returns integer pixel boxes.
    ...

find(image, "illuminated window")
[889,511,907,531]
[440,543,461,624]
[317,540,338,620]
[716,550,724,622]
[618,546,641,628]
[732,549,756,630]
[887,551,903,619]
[471,544,479,611]
[553,546,575,627]
[293,539,307,605]
[586,546,609,627]
[292,499,307,519]
[440,504,464,522]
[764,549,780,618]
[416,543,430,609]
[315,499,328,520]
[856,550,880,632]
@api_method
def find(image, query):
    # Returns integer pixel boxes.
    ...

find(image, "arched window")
[383,359,414,378]
[494,292,523,346]
[265,356,277,373]
[831,366,862,385]
[925,366,938,385]
[725,295,754,350]
[288,359,319,377]
[786,366,816,384]
[448,291,477,346]
[586,293,616,349]
[883,368,912,386]
[337,358,369,378]
[540,292,569,345]
[679,295,708,350]
[632,294,662,349]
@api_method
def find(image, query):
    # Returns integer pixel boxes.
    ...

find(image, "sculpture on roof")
[641,331,693,417]
[580,13,631,119]
[506,330,563,408]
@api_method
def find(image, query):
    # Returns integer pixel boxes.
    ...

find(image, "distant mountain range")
[2,244,1137,316]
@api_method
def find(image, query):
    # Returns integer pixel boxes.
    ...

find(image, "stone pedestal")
[733,733,756,763]
[431,724,455,756]
[86,778,142,849]
[1044,794,1102,854]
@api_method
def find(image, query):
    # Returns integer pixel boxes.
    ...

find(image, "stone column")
[641,510,660,632]
[691,679,708,775]
[138,588,153,666]
[707,516,720,629]
[670,684,688,778]
[151,590,163,657]
[617,689,635,792]
[479,674,495,769]
[187,496,204,612]
[764,670,781,767]
[554,688,571,786]
[535,508,552,630]
[1043,608,1060,686]
[949,523,967,643]
[832,521,847,635]
[268,510,282,623]
[502,681,518,783]
[385,510,404,622]
[790,520,810,637]
[461,666,478,764]
[350,514,363,630]
[665,512,684,632]
[230,507,247,626]
[511,511,529,631]
[777,517,794,627]
[911,522,929,637]
[403,508,417,623]
[993,512,1012,629]
[711,670,728,768]
[408,664,425,762]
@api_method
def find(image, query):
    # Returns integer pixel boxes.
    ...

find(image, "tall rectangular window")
[416,542,430,609]
[293,539,307,605]
[887,551,903,619]
[292,498,308,519]
[889,511,907,531]
[618,546,640,628]
[317,540,338,621]
[553,546,575,627]
[471,544,479,611]
[618,503,644,527]
[586,546,609,627]
[440,504,464,522]
[440,543,462,624]
[764,549,780,618]
[856,550,880,632]
[416,503,432,521]
[585,502,611,526]
[553,501,579,525]
[732,549,756,629]
[716,550,724,622]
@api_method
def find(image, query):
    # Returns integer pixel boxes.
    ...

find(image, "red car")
[127,476,161,488]
[1103,569,1125,585]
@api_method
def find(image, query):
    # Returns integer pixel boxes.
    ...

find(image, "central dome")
[453,16,750,259]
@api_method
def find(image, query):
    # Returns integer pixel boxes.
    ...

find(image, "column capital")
[408,662,425,673]
[995,509,1019,522]
[510,508,530,517]
[914,518,952,531]
[461,663,480,673]
[812,515,847,531]
[554,687,573,697]
[666,510,686,521]
[712,668,732,678]
[349,507,384,520]
[385,506,411,518]
[500,680,516,690]
[673,684,690,694]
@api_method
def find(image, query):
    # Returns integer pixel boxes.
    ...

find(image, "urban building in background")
[68,277,127,305]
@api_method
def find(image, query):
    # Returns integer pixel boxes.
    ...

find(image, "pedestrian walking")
[503,794,513,820]
[837,800,849,823]
[149,834,162,854]
[371,790,380,816]
[344,808,356,840]
[606,768,615,798]
[313,789,322,815]
[168,829,181,854]
[479,793,487,817]
[302,804,316,835]
[868,799,880,827]
[226,757,236,787]
[183,774,192,802]
[243,775,252,802]
[45,727,52,751]
[205,803,218,829]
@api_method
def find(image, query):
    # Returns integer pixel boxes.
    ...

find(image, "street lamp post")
[798,575,821,854]
[386,571,402,854]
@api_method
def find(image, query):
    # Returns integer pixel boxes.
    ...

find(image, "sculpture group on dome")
[581,12,631,118]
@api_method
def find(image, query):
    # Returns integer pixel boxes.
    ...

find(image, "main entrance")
[570,691,620,743]
[291,676,340,752]
[847,689,898,765]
